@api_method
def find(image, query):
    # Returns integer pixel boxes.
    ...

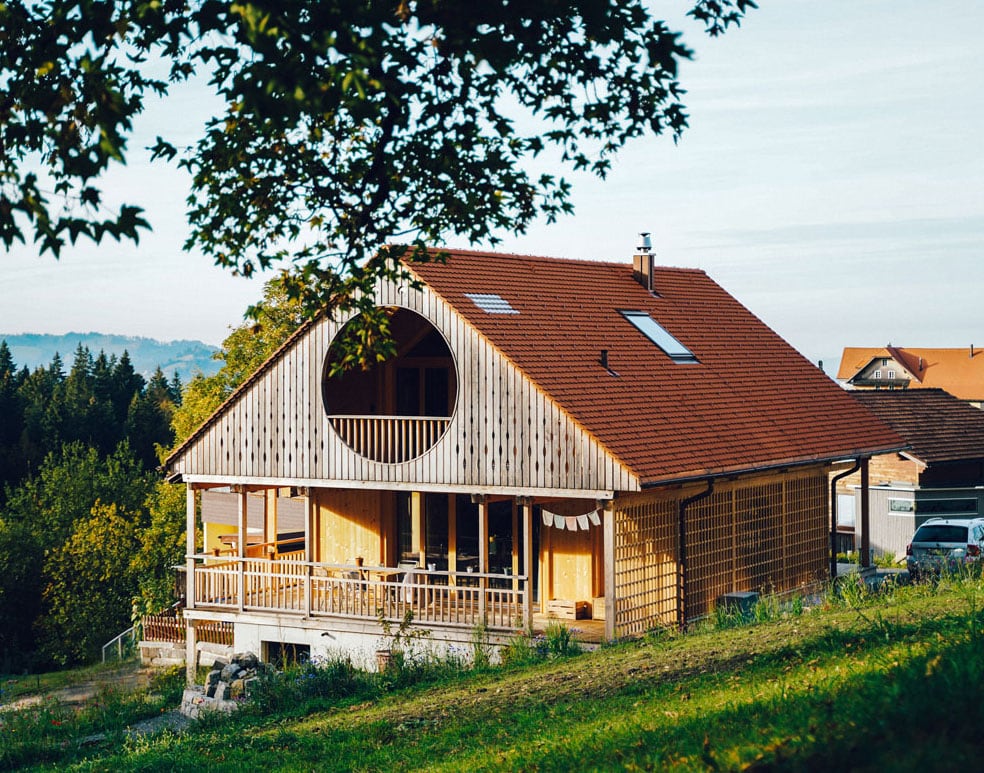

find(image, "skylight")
[465,293,518,314]
[620,310,698,363]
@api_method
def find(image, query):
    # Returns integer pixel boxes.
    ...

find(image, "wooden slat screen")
[614,469,829,635]
[613,495,678,637]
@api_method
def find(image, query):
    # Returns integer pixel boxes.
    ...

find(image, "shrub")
[247,653,371,714]
[500,622,581,666]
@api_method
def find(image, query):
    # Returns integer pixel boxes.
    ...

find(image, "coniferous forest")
[0,340,184,671]
[0,281,303,673]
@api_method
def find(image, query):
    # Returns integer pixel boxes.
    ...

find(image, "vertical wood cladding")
[613,469,828,636]
[170,280,635,493]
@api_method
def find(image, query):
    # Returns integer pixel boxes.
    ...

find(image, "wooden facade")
[169,279,635,495]
[164,251,894,675]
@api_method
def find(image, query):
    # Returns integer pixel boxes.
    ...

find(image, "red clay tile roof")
[837,346,984,401]
[849,389,984,465]
[410,249,905,485]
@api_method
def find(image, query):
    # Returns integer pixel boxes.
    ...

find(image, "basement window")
[620,310,698,363]
[465,293,518,314]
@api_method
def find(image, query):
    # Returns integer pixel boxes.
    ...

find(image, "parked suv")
[906,517,984,580]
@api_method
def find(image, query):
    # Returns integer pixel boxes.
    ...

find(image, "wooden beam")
[521,498,533,630]
[511,501,519,587]
[411,491,424,566]
[448,494,458,576]
[185,485,196,612]
[180,474,618,501]
[184,482,198,688]
[265,489,277,551]
[860,457,871,568]
[603,501,616,642]
[185,618,197,687]
[237,488,247,613]
[304,488,313,618]
[476,495,488,622]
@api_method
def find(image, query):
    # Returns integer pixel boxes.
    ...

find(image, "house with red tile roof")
[164,246,903,673]
[835,389,984,561]
[837,346,984,407]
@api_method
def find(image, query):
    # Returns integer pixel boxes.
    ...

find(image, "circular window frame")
[322,305,459,464]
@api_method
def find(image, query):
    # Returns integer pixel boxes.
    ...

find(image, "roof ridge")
[421,246,707,274]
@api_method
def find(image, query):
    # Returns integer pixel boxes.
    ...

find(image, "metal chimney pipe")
[633,232,655,293]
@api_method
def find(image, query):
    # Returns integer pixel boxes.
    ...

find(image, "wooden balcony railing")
[328,415,451,463]
[190,556,527,632]
[141,614,233,646]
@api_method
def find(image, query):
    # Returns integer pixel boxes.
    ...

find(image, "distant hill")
[0,332,221,384]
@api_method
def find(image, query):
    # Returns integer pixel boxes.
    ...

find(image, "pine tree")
[0,342,24,496]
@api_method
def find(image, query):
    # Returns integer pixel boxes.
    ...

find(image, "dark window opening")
[264,641,310,667]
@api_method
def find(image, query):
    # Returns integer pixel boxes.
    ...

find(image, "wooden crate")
[547,599,589,620]
[592,596,605,621]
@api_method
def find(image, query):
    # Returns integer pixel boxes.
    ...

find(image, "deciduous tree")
[35,502,142,666]
[0,1,755,331]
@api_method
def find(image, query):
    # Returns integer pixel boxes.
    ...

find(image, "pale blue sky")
[2,1,982,373]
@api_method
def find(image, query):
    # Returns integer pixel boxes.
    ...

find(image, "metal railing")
[101,626,137,663]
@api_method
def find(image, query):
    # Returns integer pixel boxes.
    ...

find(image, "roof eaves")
[638,443,911,489]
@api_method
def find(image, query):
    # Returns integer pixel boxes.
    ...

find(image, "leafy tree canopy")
[0,0,755,323]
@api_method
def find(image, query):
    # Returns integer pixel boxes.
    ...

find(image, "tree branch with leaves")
[1,0,756,330]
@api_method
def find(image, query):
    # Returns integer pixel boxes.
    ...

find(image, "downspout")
[678,479,714,629]
[830,458,862,580]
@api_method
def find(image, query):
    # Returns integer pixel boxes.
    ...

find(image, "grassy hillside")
[4,574,983,771]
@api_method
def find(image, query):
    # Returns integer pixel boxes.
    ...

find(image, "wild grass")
[0,660,142,705]
[7,572,984,771]
[0,665,185,771]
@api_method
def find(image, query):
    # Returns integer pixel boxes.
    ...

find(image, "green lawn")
[5,574,983,771]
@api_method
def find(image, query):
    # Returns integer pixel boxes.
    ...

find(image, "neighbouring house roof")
[409,249,904,485]
[849,389,984,465]
[837,346,984,401]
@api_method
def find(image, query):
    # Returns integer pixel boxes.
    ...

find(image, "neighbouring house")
[837,345,984,408]
[163,245,903,674]
[834,389,984,561]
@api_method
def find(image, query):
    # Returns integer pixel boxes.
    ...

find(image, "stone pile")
[180,651,268,719]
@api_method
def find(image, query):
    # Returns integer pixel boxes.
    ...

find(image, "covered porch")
[186,484,611,640]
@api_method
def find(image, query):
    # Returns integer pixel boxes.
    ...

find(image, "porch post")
[236,486,247,612]
[860,457,871,569]
[411,492,425,566]
[474,494,488,622]
[448,494,458,577]
[185,485,196,611]
[185,617,198,687]
[185,484,197,686]
[302,487,312,618]
[602,500,616,642]
[265,489,278,557]
[519,497,533,631]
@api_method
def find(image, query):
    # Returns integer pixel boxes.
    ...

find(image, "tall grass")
[0,665,185,771]
[9,573,984,771]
